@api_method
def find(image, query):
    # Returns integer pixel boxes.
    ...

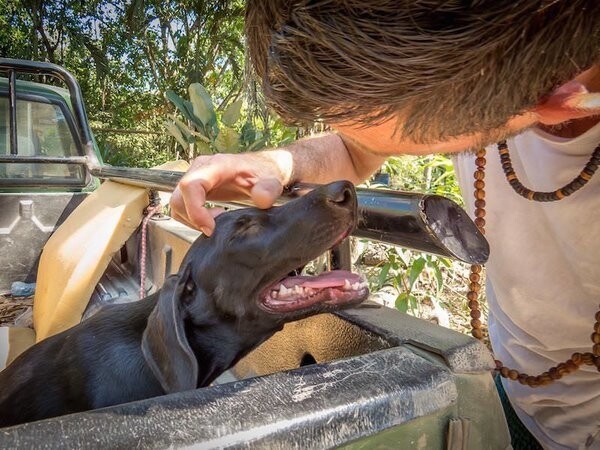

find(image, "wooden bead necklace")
[467,141,600,387]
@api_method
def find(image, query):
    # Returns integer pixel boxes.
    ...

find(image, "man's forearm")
[260,132,386,187]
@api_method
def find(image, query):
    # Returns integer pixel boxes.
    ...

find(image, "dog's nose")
[323,181,356,208]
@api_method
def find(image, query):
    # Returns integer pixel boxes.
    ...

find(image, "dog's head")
[142,181,369,393]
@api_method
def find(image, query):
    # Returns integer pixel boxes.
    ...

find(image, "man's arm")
[169,132,386,234]
[273,132,386,185]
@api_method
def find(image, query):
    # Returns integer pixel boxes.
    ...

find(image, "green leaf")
[184,100,207,133]
[396,250,408,268]
[188,83,216,127]
[213,127,240,153]
[279,137,296,146]
[395,293,408,313]
[408,294,418,312]
[188,126,211,143]
[171,116,194,143]
[221,98,243,127]
[166,91,194,122]
[247,137,267,151]
[240,122,256,145]
[378,263,391,289]
[408,257,426,290]
[433,264,444,292]
[194,140,212,156]
[439,257,452,268]
[165,121,188,150]
[388,253,396,265]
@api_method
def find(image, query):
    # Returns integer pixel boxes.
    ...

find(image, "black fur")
[0,181,363,427]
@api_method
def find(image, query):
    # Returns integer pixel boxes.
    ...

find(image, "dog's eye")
[232,216,264,236]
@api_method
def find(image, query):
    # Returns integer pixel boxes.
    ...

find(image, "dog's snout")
[324,181,355,208]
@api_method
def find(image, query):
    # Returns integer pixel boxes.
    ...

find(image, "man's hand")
[169,133,385,235]
[170,152,290,235]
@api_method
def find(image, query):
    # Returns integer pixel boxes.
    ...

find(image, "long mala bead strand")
[467,146,600,388]
[499,140,600,202]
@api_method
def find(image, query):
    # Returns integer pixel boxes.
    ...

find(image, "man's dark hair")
[246,1,600,142]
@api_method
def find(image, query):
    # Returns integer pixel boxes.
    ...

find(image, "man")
[170,1,600,448]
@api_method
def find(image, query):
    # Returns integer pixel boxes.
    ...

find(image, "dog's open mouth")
[261,270,369,312]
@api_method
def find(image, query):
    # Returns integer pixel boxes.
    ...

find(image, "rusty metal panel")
[0,193,86,292]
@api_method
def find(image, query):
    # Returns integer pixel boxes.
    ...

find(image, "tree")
[0,0,249,166]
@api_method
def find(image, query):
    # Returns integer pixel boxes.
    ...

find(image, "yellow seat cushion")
[32,160,190,343]
[33,181,149,341]
[0,327,36,369]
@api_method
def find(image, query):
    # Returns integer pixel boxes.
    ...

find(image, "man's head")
[246,1,599,152]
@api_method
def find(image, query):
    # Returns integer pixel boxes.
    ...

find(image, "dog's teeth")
[293,285,302,295]
[352,282,360,290]
[343,279,352,290]
[271,291,278,299]
[279,285,289,296]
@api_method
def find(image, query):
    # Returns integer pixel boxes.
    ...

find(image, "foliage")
[381,154,463,206]
[421,154,464,206]
[366,153,466,316]
[369,245,452,316]
[0,0,249,167]
[93,120,177,168]
[164,83,267,158]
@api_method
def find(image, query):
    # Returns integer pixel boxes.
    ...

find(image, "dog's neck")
[185,316,279,387]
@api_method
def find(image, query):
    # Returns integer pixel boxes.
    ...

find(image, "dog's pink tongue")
[282,270,359,289]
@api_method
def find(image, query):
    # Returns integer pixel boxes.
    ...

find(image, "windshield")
[0,95,85,185]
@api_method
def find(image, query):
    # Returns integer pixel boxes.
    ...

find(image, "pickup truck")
[0,58,509,449]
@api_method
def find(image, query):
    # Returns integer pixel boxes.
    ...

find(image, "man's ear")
[141,265,198,394]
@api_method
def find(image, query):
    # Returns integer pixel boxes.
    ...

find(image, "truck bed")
[0,254,140,328]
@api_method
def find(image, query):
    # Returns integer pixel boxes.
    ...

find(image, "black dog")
[0,181,368,427]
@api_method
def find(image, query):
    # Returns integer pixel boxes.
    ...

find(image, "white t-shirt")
[454,123,600,450]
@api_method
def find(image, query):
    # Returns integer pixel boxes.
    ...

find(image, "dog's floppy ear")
[141,265,198,394]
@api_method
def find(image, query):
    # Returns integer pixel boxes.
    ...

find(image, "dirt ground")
[0,294,33,327]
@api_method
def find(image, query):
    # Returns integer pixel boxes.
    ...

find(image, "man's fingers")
[170,201,222,236]
[251,177,283,209]
[170,210,197,230]
[177,162,228,234]
[169,188,186,221]
[169,188,213,235]
[184,201,215,236]
[208,207,226,219]
[175,179,215,234]
[168,200,197,229]
[170,154,284,233]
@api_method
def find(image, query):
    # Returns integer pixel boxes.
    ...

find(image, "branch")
[142,37,162,94]
[217,83,242,111]
[25,0,56,62]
